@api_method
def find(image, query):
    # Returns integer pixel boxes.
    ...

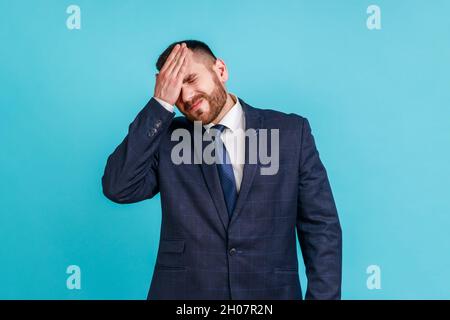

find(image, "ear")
[213,58,229,83]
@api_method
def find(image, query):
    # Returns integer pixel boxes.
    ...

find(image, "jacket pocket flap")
[274,266,299,273]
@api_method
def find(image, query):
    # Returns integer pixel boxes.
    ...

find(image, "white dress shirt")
[153,94,245,192]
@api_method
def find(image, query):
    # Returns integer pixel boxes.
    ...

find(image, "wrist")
[153,96,175,113]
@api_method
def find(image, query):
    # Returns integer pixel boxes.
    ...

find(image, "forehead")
[183,53,211,81]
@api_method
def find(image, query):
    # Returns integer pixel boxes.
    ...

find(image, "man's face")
[174,51,228,124]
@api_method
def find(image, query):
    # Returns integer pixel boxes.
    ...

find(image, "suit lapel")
[195,97,263,232]
[195,125,230,232]
[229,98,262,228]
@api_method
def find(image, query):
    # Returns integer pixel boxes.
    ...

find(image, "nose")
[180,86,196,106]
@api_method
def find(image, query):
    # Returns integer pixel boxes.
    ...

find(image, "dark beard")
[184,74,228,124]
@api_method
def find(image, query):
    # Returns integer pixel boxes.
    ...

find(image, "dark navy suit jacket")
[102,97,342,300]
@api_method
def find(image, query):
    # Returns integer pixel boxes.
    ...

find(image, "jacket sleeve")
[101,97,175,204]
[296,117,342,299]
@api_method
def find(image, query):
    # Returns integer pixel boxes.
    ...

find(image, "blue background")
[1,0,449,299]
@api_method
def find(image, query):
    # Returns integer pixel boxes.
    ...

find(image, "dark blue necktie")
[211,124,238,218]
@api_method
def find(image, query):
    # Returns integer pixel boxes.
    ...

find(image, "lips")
[189,98,203,112]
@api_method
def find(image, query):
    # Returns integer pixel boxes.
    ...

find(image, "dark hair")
[156,40,217,71]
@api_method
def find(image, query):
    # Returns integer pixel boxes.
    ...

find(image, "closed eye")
[184,74,197,84]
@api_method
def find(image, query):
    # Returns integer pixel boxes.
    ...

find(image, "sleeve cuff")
[153,97,175,113]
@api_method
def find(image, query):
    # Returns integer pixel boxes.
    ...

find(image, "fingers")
[160,43,182,74]
[170,46,188,79]
[176,50,190,79]
[154,42,189,105]
[165,43,186,77]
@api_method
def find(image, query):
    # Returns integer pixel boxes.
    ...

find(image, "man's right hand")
[153,43,189,106]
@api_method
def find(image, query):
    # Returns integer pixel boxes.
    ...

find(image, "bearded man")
[102,40,342,300]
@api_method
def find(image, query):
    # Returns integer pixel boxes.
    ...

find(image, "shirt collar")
[203,93,243,133]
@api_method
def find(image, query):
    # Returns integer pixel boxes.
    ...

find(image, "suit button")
[155,120,162,128]
[147,128,158,137]
[229,248,237,256]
